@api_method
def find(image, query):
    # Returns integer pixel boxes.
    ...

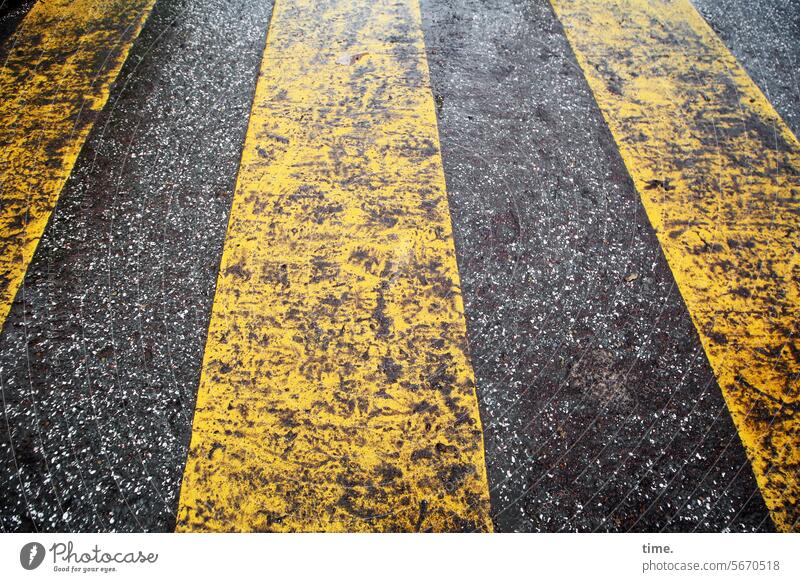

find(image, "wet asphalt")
[0,0,273,531]
[420,0,777,532]
[0,0,797,532]
[0,0,34,47]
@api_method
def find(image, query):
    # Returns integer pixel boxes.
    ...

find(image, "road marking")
[0,0,156,335]
[550,0,799,531]
[176,0,493,532]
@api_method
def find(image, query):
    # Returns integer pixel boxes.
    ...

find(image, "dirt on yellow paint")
[550,0,799,531]
[0,0,156,334]
[176,0,493,532]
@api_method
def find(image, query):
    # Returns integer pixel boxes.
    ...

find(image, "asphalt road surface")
[0,0,797,532]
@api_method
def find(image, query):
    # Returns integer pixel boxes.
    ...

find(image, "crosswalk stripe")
[0,0,156,335]
[175,0,493,532]
[549,0,799,531]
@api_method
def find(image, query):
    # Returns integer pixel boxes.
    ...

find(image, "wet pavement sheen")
[0,0,273,532]
[0,0,797,532]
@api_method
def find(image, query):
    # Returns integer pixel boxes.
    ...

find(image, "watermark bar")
[1,533,797,580]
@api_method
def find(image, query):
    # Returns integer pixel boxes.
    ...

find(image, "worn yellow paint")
[550,0,800,531]
[0,0,156,334]
[176,0,492,532]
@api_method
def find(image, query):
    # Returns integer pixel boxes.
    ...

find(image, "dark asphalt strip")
[0,0,273,532]
[420,0,773,531]
[0,0,35,47]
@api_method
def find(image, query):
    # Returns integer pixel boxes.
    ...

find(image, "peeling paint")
[551,0,800,531]
[0,0,156,335]
[176,0,493,532]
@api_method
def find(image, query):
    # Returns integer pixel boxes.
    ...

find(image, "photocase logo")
[20,542,46,570]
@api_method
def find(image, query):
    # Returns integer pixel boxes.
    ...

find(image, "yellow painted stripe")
[0,0,156,334]
[550,0,799,531]
[176,0,492,532]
